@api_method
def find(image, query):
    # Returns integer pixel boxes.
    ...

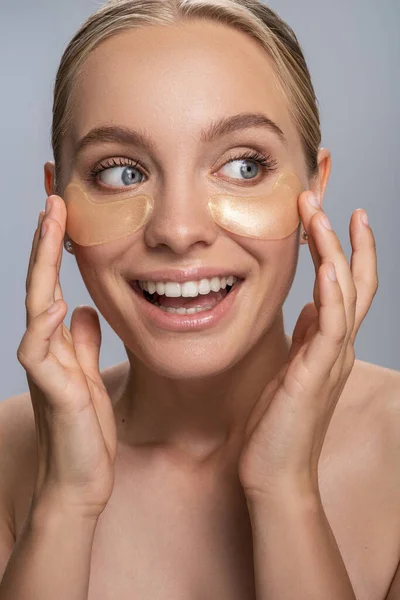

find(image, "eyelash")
[85,149,278,188]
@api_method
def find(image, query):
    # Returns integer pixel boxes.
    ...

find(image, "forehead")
[69,19,296,151]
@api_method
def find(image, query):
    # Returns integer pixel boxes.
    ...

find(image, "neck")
[114,311,291,461]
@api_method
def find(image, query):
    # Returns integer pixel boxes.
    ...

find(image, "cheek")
[74,257,126,328]
[240,230,300,307]
[72,245,123,304]
[268,233,300,292]
[237,226,300,270]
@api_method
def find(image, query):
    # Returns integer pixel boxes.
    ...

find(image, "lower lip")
[128,280,243,332]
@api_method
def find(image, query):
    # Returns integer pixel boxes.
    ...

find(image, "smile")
[129,275,243,332]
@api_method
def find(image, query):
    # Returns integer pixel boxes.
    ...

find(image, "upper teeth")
[138,275,238,298]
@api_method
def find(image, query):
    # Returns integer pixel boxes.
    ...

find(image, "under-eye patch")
[64,183,154,247]
[63,171,303,247]
[207,172,303,240]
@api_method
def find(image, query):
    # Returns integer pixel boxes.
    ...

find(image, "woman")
[0,0,399,598]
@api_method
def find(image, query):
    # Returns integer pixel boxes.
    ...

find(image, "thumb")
[70,306,102,382]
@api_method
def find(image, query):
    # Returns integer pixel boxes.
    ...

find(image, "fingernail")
[308,193,320,209]
[45,197,52,215]
[356,208,369,226]
[321,215,332,231]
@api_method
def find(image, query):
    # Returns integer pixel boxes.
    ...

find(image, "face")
[58,20,312,378]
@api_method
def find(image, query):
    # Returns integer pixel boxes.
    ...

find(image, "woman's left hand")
[238,192,378,501]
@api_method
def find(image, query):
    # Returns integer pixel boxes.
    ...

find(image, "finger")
[26,218,61,316]
[26,196,65,323]
[308,228,322,280]
[312,268,321,311]
[308,209,357,344]
[298,191,327,313]
[301,262,347,385]
[54,236,65,302]
[54,200,69,302]
[349,209,378,343]
[54,275,64,302]
[288,302,318,362]
[70,306,103,382]
[69,306,116,452]
[18,300,68,373]
[48,198,69,339]
[18,299,84,410]
[299,191,323,276]
[26,210,46,295]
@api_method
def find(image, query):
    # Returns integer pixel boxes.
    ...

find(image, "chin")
[125,332,251,380]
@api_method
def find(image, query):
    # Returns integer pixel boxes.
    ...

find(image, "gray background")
[1,0,399,400]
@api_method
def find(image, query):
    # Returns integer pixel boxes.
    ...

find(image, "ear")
[300,148,331,245]
[312,148,331,206]
[44,161,56,197]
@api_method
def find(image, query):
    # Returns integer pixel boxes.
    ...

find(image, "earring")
[302,231,309,241]
[64,239,74,254]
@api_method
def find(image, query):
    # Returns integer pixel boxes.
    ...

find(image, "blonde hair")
[52,0,321,192]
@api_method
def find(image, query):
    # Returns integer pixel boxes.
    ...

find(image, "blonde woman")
[0,1,399,599]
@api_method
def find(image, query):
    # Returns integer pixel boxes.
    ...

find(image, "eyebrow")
[72,112,287,161]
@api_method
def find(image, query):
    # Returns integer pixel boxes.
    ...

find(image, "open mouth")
[130,278,241,316]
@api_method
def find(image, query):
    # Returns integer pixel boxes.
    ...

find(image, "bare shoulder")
[325,357,400,499]
[315,359,400,598]
[358,358,400,465]
[343,357,400,422]
[332,357,400,455]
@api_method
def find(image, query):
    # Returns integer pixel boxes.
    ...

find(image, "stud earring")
[302,231,309,241]
[64,239,74,254]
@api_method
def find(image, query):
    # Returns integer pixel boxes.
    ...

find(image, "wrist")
[29,494,101,533]
[244,474,320,511]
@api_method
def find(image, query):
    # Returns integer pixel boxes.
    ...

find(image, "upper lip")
[130,267,246,284]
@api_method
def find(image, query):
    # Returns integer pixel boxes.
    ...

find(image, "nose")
[144,185,218,254]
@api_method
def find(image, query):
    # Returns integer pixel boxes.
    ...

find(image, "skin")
[48,20,332,458]
[3,18,400,599]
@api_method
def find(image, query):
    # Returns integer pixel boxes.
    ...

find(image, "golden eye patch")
[63,183,154,247]
[207,172,303,239]
[63,171,303,247]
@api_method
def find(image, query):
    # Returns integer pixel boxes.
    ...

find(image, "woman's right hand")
[17,195,118,520]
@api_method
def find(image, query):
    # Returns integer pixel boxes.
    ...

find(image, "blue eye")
[88,158,145,187]
[221,159,259,180]
[220,150,277,181]
[87,150,277,189]
[100,165,144,186]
